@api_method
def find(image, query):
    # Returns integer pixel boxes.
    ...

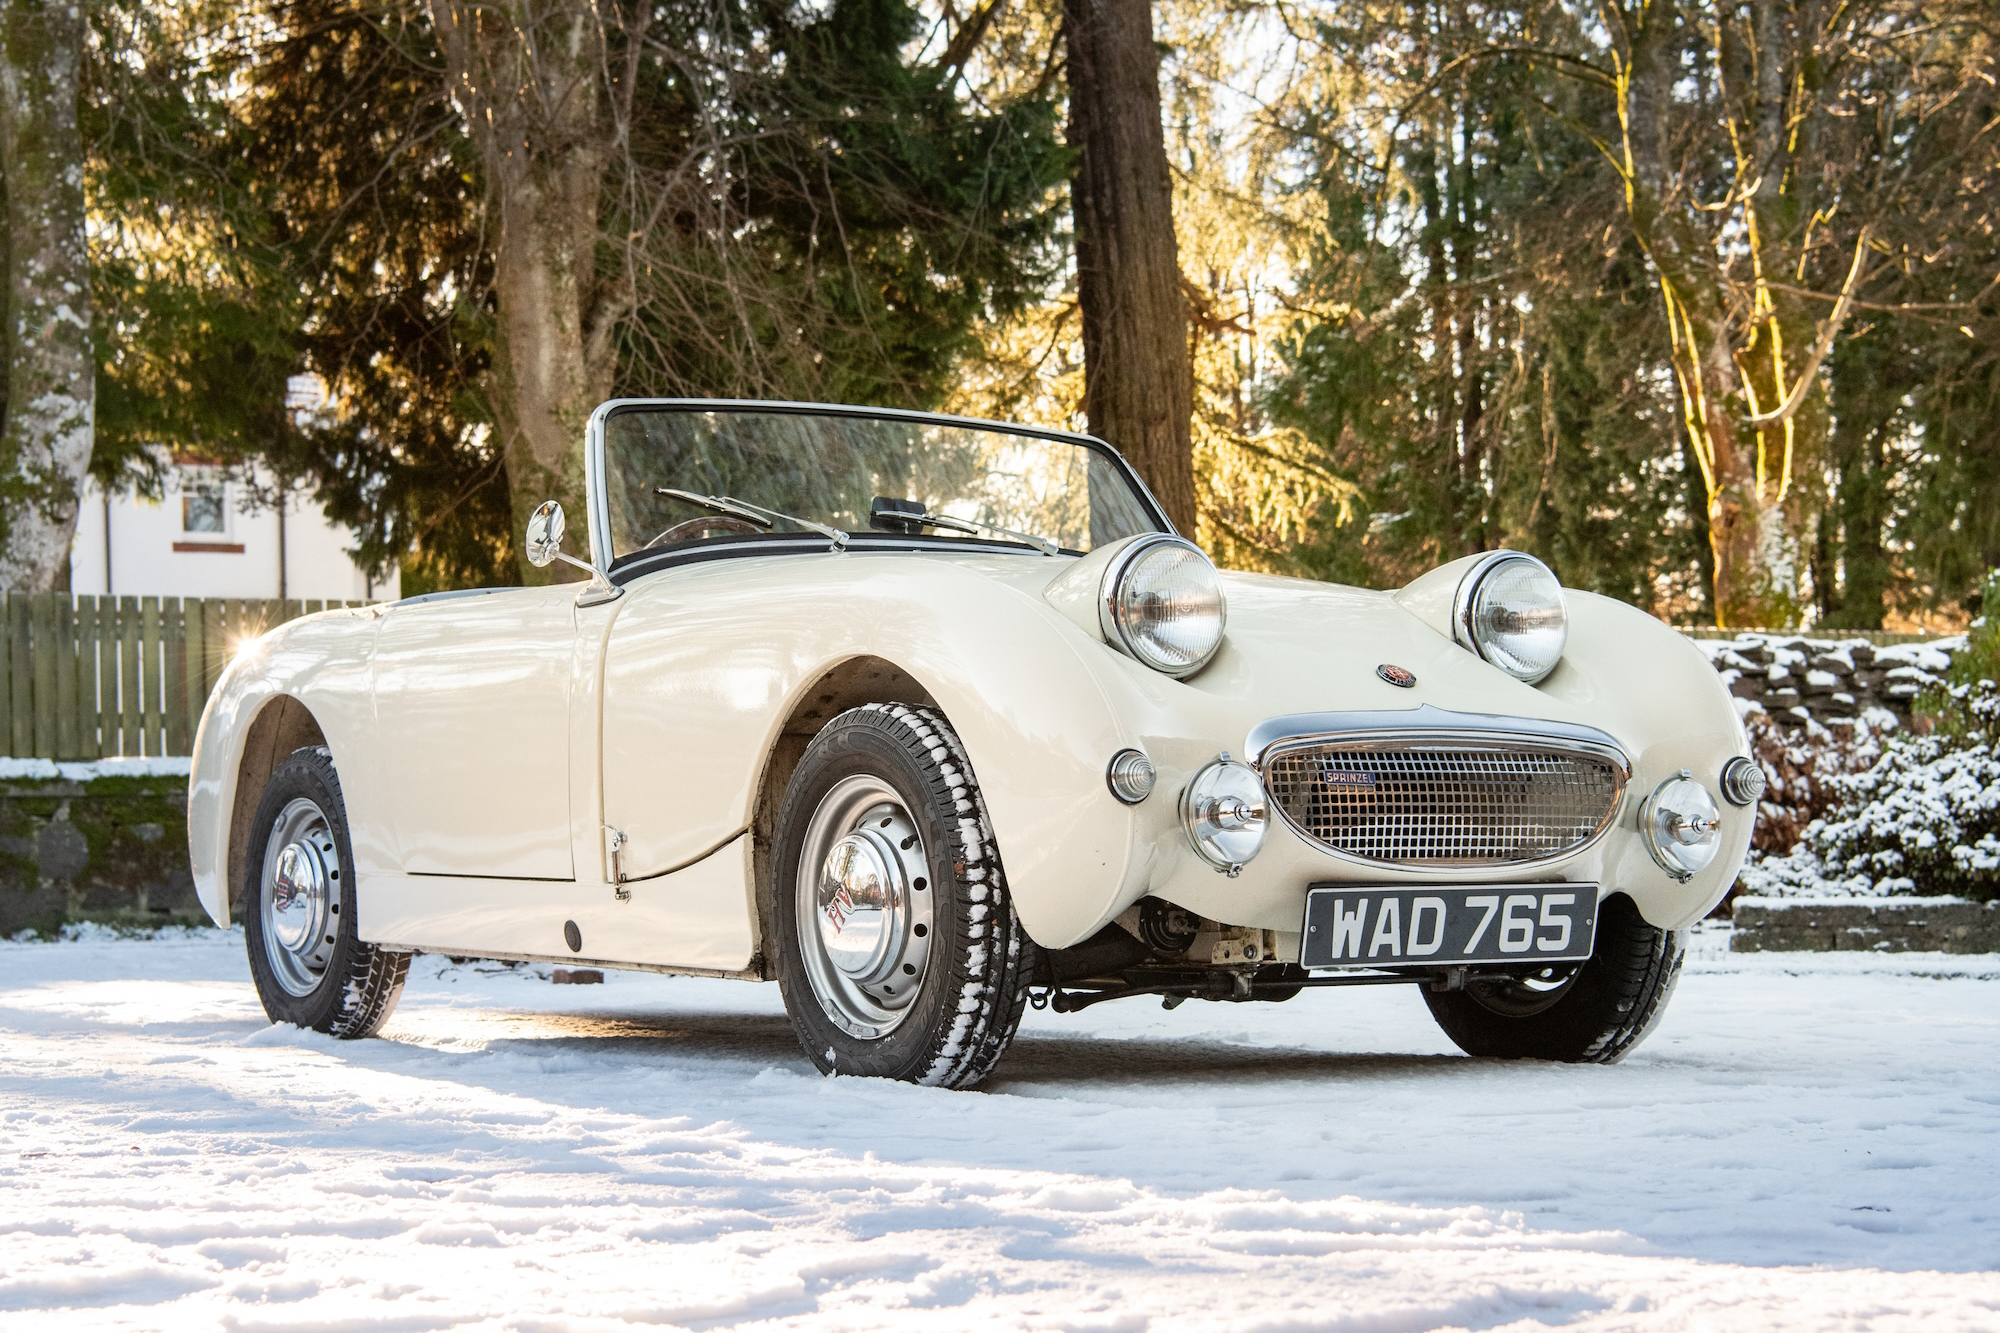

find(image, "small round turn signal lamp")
[1106,749,1157,804]
[1719,755,1765,807]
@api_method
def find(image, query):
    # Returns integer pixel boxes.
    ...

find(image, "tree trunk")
[430,0,618,582]
[1063,0,1195,534]
[1613,4,1831,627]
[0,0,91,592]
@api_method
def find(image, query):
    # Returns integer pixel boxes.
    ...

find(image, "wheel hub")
[795,777,935,1040]
[817,829,908,983]
[260,797,341,998]
[270,840,331,955]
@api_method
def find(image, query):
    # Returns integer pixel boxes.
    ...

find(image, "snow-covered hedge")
[1741,574,2000,904]
[1806,736,2000,901]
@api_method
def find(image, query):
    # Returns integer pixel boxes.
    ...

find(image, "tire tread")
[773,703,1034,1088]
[244,746,409,1038]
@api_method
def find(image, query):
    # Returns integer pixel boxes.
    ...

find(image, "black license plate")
[1300,884,1598,970]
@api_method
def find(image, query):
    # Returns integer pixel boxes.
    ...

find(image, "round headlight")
[1454,552,1567,683]
[1180,756,1268,875]
[1100,536,1226,677]
[1640,771,1722,881]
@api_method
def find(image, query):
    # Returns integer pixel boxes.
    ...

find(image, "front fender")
[187,609,383,924]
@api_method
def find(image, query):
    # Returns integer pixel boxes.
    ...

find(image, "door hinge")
[604,826,629,900]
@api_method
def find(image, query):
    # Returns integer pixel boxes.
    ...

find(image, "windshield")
[600,406,1164,565]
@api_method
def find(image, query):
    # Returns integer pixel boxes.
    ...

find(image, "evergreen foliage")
[84,0,1066,591]
[56,0,2000,616]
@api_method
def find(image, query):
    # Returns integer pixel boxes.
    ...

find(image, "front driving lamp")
[1181,756,1268,875]
[1640,771,1722,881]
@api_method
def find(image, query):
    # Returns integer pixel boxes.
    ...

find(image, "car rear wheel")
[242,746,408,1037]
[770,704,1035,1088]
[1422,893,1683,1063]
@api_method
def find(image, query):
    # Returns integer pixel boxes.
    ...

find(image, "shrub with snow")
[1806,734,2000,902]
[1770,572,2000,904]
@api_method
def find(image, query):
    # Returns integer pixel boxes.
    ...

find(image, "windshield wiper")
[869,497,1058,556]
[656,487,848,552]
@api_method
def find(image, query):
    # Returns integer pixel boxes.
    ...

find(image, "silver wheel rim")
[260,796,341,997]
[795,775,935,1040]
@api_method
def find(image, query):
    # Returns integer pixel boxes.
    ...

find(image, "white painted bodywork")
[187,410,1753,976]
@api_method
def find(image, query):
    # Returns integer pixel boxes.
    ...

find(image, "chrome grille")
[1262,738,1625,866]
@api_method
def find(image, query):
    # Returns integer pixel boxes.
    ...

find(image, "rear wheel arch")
[227,695,328,918]
[749,656,939,978]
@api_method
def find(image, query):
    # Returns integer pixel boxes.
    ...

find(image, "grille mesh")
[1262,740,1624,866]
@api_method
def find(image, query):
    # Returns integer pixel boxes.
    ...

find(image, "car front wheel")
[241,746,409,1037]
[1422,892,1684,1063]
[770,704,1035,1088]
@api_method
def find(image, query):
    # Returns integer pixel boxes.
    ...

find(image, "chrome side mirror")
[523,497,622,604]
[526,500,566,568]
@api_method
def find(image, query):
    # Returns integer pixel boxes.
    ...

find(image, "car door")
[370,587,577,879]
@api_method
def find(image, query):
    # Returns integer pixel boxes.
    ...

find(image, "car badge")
[1323,770,1378,790]
[1377,663,1417,688]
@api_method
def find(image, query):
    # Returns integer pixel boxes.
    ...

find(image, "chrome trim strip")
[1245,704,1631,771]
[585,401,614,573]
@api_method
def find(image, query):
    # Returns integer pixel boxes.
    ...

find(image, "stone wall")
[1691,634,1959,730]
[1732,896,2000,953]
[0,762,200,938]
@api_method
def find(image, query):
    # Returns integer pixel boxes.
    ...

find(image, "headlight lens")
[1100,536,1226,677]
[1180,756,1268,874]
[1454,552,1567,683]
[1641,772,1722,880]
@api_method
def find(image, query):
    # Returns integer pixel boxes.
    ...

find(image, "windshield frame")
[583,398,1176,574]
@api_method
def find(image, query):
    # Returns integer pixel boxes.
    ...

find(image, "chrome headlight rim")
[1098,534,1227,679]
[1452,550,1568,685]
[1639,769,1723,883]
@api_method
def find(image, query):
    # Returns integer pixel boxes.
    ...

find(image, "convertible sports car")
[188,400,1758,1087]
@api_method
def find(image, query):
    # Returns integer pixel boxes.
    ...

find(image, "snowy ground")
[3,929,1997,1332]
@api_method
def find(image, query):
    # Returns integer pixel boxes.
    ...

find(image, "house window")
[182,481,227,535]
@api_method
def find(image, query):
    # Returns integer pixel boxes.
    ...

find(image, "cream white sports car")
[188,400,1757,1086]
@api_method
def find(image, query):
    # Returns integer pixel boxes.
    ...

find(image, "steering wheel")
[645,515,765,549]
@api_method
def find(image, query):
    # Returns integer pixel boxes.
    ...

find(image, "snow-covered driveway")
[2,930,1996,1331]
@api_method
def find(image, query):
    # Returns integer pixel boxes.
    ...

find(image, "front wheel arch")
[749,656,940,976]
[226,695,328,921]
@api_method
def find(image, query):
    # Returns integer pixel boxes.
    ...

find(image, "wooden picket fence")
[0,594,365,760]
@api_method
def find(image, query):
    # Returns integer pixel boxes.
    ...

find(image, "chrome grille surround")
[1250,706,1629,869]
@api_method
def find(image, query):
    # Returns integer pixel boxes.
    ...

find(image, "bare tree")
[0,0,92,590]
[1597,0,1961,626]
[429,0,629,579]
[1065,0,1195,532]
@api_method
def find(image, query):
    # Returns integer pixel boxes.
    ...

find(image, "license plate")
[1300,884,1598,970]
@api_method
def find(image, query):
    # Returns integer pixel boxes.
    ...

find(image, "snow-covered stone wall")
[1692,633,1961,729]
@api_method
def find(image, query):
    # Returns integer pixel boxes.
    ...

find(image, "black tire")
[770,704,1036,1088]
[241,746,408,1037]
[1422,892,1683,1063]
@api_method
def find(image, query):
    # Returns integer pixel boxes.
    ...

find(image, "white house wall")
[68,469,398,602]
